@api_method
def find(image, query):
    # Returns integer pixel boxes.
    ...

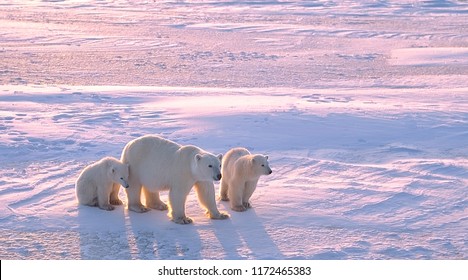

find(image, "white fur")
[220,147,272,212]
[119,135,228,224]
[75,157,129,211]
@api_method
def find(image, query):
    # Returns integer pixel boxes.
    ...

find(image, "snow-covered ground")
[0,0,467,259]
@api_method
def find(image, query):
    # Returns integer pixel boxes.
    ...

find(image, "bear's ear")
[265,155,269,160]
[111,168,116,174]
[251,157,256,164]
[195,154,202,161]
[217,154,223,161]
[126,163,130,170]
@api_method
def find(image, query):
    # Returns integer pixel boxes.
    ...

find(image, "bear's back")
[124,135,180,162]
[76,157,115,185]
[223,147,250,166]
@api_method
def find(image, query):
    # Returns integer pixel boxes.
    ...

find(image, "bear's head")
[251,154,272,176]
[110,162,130,189]
[195,153,223,181]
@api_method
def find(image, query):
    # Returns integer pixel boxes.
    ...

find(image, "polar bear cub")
[220,147,272,212]
[120,135,228,224]
[75,157,129,211]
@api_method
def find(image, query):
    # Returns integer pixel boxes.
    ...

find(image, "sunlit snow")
[0,0,467,259]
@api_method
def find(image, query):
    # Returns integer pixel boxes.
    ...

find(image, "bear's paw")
[129,204,150,213]
[99,204,115,211]
[148,202,168,211]
[219,195,229,201]
[231,205,247,212]
[173,216,193,224]
[243,201,252,209]
[209,211,230,220]
[110,198,123,205]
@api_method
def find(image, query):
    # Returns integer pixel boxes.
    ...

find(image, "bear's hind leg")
[168,186,193,224]
[143,187,168,211]
[219,179,229,201]
[83,197,98,207]
[76,178,99,207]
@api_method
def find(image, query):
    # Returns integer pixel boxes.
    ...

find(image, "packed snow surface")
[0,0,467,259]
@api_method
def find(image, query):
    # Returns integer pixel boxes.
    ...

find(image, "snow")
[0,0,467,260]
[390,48,468,66]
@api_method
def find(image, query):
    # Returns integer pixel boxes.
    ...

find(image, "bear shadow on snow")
[212,206,284,259]
[125,205,204,260]
[77,202,204,260]
[76,197,280,259]
[76,204,133,260]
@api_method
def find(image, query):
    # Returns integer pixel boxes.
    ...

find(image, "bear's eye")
[208,165,213,168]
[120,177,124,180]
[261,164,265,167]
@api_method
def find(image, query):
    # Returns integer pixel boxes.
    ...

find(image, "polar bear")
[220,147,272,212]
[119,135,228,224]
[75,157,130,211]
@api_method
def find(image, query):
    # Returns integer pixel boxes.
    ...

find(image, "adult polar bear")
[120,135,228,224]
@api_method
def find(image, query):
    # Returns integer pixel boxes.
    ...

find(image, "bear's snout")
[120,178,130,188]
[215,173,222,181]
[268,169,272,175]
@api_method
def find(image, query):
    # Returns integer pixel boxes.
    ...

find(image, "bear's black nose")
[269,170,273,175]
[216,174,222,180]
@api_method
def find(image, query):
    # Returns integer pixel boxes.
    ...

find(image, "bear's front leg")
[194,181,229,220]
[230,192,247,211]
[168,186,192,224]
[109,183,123,205]
[125,183,149,213]
[98,184,114,211]
[173,216,193,224]
[228,180,246,212]
[242,180,258,210]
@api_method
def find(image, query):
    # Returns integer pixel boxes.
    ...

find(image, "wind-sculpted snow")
[0,1,467,259]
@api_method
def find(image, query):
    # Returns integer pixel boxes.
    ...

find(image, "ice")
[0,0,467,259]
